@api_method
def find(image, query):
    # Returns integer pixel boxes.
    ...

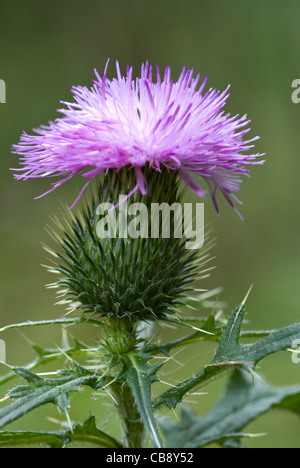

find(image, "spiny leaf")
[216,302,245,356]
[0,316,102,332]
[0,416,122,448]
[120,351,163,448]
[0,335,96,387]
[66,415,122,448]
[0,431,65,448]
[160,370,300,448]
[154,303,300,409]
[149,312,276,356]
[0,365,100,429]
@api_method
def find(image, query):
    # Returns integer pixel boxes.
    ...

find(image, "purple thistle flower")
[12,60,264,216]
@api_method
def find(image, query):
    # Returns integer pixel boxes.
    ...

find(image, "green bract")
[50,168,202,322]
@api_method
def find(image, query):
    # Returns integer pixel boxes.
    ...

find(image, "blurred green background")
[0,0,299,448]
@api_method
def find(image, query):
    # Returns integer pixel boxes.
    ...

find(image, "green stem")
[104,317,137,355]
[104,317,146,448]
[111,381,146,448]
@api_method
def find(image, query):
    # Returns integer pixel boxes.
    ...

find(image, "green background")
[0,0,299,447]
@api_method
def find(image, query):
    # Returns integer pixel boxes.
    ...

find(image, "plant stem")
[104,317,146,448]
[111,381,146,448]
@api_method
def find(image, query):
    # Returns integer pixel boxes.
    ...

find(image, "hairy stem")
[111,381,146,448]
[104,317,146,448]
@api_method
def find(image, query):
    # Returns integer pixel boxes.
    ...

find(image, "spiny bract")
[46,169,210,322]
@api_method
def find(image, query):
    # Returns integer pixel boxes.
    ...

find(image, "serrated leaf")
[0,416,122,448]
[121,351,163,448]
[0,431,65,448]
[154,303,300,409]
[68,415,122,448]
[0,337,93,387]
[149,312,275,357]
[0,365,99,429]
[160,370,300,448]
[211,305,300,367]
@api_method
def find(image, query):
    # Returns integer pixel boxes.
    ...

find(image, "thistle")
[2,61,298,451]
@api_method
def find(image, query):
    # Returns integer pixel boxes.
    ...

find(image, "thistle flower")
[12,60,264,216]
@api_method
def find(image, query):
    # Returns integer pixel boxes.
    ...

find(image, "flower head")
[12,60,264,216]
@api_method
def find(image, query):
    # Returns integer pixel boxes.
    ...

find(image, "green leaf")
[160,370,300,448]
[212,305,300,367]
[121,351,163,448]
[0,364,99,429]
[149,315,220,355]
[68,416,122,448]
[149,313,275,356]
[0,431,65,448]
[221,438,248,449]
[0,416,122,448]
[0,337,94,386]
[0,317,102,332]
[154,302,300,409]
